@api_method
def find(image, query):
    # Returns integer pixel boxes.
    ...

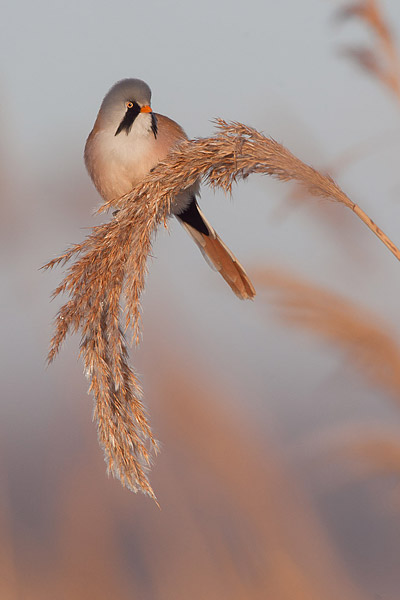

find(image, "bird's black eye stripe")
[115,101,141,136]
[151,113,158,138]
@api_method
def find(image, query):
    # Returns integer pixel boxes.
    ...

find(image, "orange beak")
[140,105,152,113]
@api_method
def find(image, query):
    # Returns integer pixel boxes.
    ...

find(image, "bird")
[84,78,256,300]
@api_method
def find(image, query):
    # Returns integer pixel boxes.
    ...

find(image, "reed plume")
[340,431,400,480]
[44,120,400,498]
[338,0,400,103]
[256,267,400,399]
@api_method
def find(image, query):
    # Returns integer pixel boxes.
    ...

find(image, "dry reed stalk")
[307,426,400,507]
[256,267,400,399]
[340,432,400,477]
[149,347,366,600]
[0,471,18,598]
[338,0,400,102]
[336,432,400,512]
[44,120,400,497]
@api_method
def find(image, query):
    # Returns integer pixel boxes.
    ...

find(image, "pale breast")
[84,112,196,205]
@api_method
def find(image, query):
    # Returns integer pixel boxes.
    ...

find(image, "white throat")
[86,112,159,202]
[125,112,153,138]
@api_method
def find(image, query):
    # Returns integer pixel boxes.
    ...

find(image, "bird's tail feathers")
[179,206,256,300]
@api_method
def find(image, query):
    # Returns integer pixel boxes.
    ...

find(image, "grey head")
[97,78,156,136]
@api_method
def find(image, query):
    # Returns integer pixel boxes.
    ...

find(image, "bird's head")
[97,78,157,137]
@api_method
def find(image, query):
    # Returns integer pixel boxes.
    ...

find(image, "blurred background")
[2,0,400,597]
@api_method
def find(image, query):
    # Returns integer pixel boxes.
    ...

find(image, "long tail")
[175,199,256,300]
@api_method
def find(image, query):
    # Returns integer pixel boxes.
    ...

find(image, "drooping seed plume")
[44,120,400,498]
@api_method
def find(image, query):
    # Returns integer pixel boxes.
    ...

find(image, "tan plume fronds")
[305,425,400,509]
[341,432,400,477]
[44,121,400,498]
[256,267,400,399]
[337,0,400,102]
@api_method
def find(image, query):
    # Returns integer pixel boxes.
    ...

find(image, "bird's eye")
[126,101,134,109]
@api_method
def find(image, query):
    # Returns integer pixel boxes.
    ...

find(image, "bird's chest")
[90,128,159,202]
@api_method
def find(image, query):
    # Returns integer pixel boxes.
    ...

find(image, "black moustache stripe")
[115,101,141,136]
[151,112,158,138]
